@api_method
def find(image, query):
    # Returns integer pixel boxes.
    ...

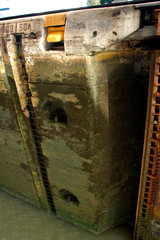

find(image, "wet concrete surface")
[0,190,133,240]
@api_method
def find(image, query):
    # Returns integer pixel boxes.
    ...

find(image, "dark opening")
[143,204,147,209]
[29,32,37,39]
[152,132,156,139]
[59,189,79,206]
[50,108,67,125]
[15,35,23,60]
[153,124,158,131]
[155,106,159,114]
[151,141,156,147]
[156,97,160,104]
[154,115,158,123]
[46,41,64,51]
[150,156,154,162]
[93,31,97,37]
[43,101,68,126]
[142,208,146,213]
[142,213,146,218]
[146,182,150,187]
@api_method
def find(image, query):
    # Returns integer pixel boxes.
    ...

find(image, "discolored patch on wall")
[20,163,31,173]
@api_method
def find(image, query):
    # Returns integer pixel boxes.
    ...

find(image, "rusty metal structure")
[134,13,160,239]
[0,1,160,237]
[134,50,160,240]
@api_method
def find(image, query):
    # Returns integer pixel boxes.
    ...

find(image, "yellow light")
[47,26,65,43]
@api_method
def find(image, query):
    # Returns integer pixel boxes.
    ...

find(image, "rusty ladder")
[134,9,160,240]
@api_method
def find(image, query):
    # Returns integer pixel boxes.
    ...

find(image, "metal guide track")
[135,50,160,240]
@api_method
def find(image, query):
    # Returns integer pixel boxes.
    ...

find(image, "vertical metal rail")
[134,9,160,239]
[135,50,160,240]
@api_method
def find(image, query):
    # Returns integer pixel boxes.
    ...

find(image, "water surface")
[0,190,133,240]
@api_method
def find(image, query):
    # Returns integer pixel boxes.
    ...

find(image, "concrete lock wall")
[0,49,41,207]
[0,5,152,233]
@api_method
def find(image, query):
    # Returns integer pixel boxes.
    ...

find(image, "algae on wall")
[0,51,41,207]
[25,49,148,233]
[0,5,150,233]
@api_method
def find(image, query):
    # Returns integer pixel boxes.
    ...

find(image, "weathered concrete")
[0,53,40,207]
[64,6,140,55]
[24,50,147,233]
[0,5,151,234]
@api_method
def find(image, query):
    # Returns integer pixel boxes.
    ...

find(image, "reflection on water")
[0,190,133,240]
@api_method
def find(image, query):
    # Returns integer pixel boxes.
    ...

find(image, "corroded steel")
[135,50,160,240]
[154,9,160,36]
[157,11,160,35]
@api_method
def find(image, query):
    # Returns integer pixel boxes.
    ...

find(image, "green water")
[0,190,133,240]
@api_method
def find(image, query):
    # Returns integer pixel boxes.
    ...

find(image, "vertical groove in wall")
[14,35,56,214]
[0,35,56,213]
